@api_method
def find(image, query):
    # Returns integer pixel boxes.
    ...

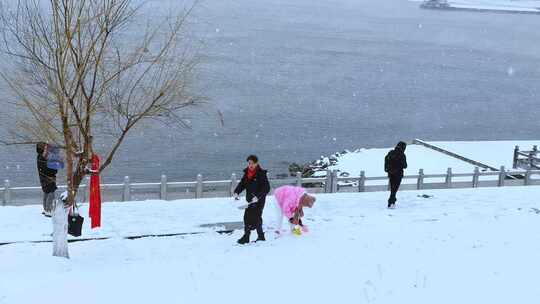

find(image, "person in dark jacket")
[384,141,407,209]
[234,155,271,244]
[37,142,57,217]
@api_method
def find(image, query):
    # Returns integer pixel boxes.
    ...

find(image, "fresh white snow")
[450,0,540,12]
[426,140,540,170]
[2,186,540,303]
[322,144,477,177]
[317,141,540,178]
[412,0,540,13]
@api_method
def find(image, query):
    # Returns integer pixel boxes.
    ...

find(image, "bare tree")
[0,0,204,208]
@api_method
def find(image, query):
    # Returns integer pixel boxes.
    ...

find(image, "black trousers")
[243,201,265,234]
[388,174,403,205]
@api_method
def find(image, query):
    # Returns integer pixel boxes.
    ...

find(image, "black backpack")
[384,150,395,173]
[384,151,392,173]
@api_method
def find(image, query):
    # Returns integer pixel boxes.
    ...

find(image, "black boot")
[388,198,396,209]
[256,226,265,242]
[237,229,250,245]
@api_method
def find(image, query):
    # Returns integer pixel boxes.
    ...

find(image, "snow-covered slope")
[449,0,540,12]
[312,140,540,178]
[413,0,540,13]
[428,141,540,169]
[2,186,540,303]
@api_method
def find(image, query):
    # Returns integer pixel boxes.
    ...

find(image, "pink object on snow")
[274,185,306,218]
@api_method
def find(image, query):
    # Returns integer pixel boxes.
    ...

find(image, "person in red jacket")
[233,155,271,244]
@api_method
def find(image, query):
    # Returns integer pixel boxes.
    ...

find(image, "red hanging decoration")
[89,154,102,229]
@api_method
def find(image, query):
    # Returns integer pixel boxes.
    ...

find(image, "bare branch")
[0,0,205,205]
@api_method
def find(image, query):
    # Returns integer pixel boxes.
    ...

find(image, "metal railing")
[413,139,499,171]
[2,167,540,206]
[513,145,540,170]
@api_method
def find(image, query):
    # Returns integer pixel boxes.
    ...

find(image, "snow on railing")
[2,168,540,206]
[513,145,540,170]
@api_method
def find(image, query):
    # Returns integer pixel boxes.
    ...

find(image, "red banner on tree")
[89,154,102,229]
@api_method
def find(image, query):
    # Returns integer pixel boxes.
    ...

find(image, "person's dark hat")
[36,142,47,154]
[396,141,407,152]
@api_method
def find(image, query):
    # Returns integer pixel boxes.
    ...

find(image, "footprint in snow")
[363,280,377,303]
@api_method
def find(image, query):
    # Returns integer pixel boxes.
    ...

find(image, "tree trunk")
[52,152,88,259]
[52,199,69,259]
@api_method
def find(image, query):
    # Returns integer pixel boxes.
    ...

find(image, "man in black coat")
[36,142,57,216]
[234,155,271,244]
[384,141,408,209]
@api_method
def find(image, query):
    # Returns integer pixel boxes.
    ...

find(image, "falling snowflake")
[507,67,515,76]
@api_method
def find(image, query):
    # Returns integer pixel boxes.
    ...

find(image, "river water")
[1,0,540,185]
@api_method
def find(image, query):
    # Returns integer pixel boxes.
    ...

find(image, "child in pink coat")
[273,185,316,234]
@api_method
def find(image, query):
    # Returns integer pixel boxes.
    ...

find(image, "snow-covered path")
[2,186,540,303]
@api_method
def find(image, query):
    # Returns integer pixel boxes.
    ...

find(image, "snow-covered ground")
[413,0,540,12]
[314,140,540,178]
[428,140,540,170]
[315,144,476,178]
[449,0,540,12]
[2,186,540,303]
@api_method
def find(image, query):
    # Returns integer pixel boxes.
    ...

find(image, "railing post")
[358,171,366,192]
[331,170,338,193]
[324,169,332,193]
[160,174,167,200]
[498,166,505,187]
[524,169,531,186]
[296,172,302,187]
[529,151,535,168]
[417,169,424,190]
[472,167,480,188]
[196,174,203,198]
[513,145,519,169]
[230,173,238,197]
[122,176,131,202]
[3,179,10,206]
[534,145,539,167]
[445,168,452,189]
